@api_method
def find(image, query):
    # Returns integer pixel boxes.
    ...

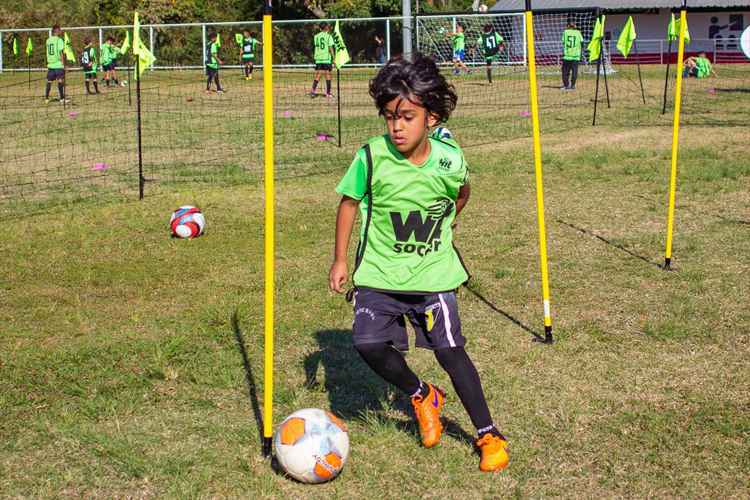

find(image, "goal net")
[416,10,613,74]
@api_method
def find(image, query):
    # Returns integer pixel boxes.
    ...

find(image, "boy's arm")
[455,182,471,217]
[329,196,360,293]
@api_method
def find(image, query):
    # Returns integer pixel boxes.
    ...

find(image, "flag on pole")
[587,15,605,62]
[25,37,33,56]
[332,20,350,69]
[216,32,221,48]
[668,13,691,44]
[12,36,18,57]
[235,33,244,46]
[133,12,156,79]
[63,32,76,62]
[617,16,637,58]
[120,31,130,55]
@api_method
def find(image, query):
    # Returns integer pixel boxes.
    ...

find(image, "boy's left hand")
[329,260,348,294]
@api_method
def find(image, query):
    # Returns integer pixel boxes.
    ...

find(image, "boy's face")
[457,26,463,33]
[382,95,437,156]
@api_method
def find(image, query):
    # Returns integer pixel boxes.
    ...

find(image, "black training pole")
[635,40,646,104]
[28,55,31,89]
[136,58,144,200]
[592,53,602,126]
[336,68,342,147]
[662,38,673,114]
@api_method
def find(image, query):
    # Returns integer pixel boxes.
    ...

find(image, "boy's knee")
[434,346,469,370]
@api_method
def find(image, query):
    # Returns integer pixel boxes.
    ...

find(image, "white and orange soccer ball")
[170,206,206,239]
[274,408,350,483]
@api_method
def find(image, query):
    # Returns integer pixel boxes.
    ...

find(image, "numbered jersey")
[80,46,96,69]
[242,37,257,57]
[478,32,503,56]
[314,31,334,64]
[562,28,583,61]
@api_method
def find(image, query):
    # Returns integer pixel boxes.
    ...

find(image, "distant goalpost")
[415,9,614,74]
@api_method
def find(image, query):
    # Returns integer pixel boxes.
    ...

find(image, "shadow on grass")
[231,311,265,451]
[556,218,664,269]
[461,284,546,343]
[304,329,475,447]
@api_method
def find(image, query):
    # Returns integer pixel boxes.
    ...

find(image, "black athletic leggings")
[562,60,579,88]
[355,342,493,431]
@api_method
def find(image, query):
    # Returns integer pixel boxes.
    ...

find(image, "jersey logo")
[389,199,454,257]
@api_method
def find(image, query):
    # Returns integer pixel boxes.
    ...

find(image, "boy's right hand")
[329,260,348,293]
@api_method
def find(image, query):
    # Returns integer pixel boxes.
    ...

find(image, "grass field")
[1,64,749,497]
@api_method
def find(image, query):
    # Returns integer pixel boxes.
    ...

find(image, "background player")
[205,32,224,93]
[100,36,120,87]
[476,23,505,84]
[329,54,509,473]
[80,37,100,95]
[561,22,583,90]
[44,25,68,104]
[240,30,261,80]
[447,24,470,75]
[310,23,334,98]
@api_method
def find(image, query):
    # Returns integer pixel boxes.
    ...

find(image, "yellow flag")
[133,12,156,79]
[668,13,691,44]
[617,16,637,58]
[333,20,350,69]
[63,32,76,63]
[587,15,605,63]
[120,31,130,55]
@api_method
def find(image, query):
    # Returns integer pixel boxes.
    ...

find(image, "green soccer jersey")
[100,43,117,65]
[81,46,97,72]
[242,37,258,59]
[336,135,470,293]
[46,36,65,69]
[478,32,503,57]
[452,32,465,51]
[206,42,219,69]
[695,57,711,78]
[562,28,583,61]
[314,31,334,64]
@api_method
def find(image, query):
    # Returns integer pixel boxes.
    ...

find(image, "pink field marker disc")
[92,162,111,171]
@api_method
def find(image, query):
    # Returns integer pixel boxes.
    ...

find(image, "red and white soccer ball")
[170,206,206,239]
[274,408,350,483]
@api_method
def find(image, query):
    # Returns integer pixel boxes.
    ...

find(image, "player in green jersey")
[80,37,100,95]
[310,24,335,98]
[100,37,121,87]
[205,32,224,94]
[329,54,509,473]
[240,30,261,81]
[684,52,717,79]
[447,24,470,76]
[44,25,68,103]
[475,24,505,84]
[561,22,583,90]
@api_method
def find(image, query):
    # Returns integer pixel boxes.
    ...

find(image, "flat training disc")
[741,26,750,59]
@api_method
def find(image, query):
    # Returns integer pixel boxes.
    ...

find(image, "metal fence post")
[660,40,663,64]
[98,28,103,49]
[385,19,391,60]
[713,37,717,62]
[0,34,3,73]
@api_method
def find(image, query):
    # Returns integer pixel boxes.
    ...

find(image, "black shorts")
[47,68,65,81]
[352,287,466,351]
[206,67,219,78]
[102,62,116,71]
[315,63,333,71]
[82,65,96,77]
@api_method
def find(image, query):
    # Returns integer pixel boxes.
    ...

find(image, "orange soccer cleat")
[476,432,509,472]
[411,383,446,448]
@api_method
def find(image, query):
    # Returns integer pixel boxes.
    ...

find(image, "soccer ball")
[120,80,128,87]
[274,408,350,483]
[479,3,488,12]
[170,206,205,239]
[431,126,453,140]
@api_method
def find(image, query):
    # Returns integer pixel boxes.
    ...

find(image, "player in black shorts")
[80,38,100,95]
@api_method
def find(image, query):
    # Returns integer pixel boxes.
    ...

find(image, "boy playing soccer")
[310,23,334,98]
[101,36,120,87]
[561,22,583,90]
[44,25,69,103]
[476,24,505,84]
[80,38,100,95]
[447,24,470,76]
[205,32,224,94]
[240,30,261,80]
[329,54,509,472]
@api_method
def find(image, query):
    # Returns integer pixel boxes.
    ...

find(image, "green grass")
[1,65,750,497]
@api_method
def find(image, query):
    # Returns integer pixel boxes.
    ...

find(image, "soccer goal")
[416,9,613,74]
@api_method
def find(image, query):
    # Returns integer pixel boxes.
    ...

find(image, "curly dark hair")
[368,53,457,124]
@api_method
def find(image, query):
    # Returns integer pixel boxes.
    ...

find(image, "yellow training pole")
[262,1,275,457]
[525,3,553,344]
[664,6,687,271]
